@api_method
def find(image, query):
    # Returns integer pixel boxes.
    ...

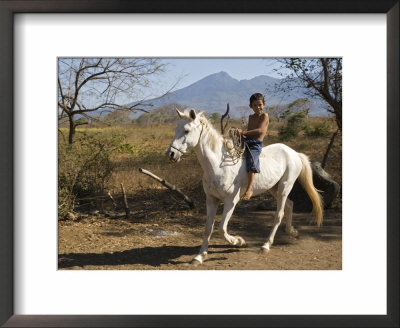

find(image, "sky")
[156,58,286,91]
[59,57,291,107]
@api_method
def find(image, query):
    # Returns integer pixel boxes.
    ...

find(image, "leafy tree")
[288,98,311,116]
[277,58,342,167]
[279,58,342,130]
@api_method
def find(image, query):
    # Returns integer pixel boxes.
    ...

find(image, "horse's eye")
[184,130,189,134]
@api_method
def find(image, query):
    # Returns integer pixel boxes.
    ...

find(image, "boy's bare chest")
[248,115,263,129]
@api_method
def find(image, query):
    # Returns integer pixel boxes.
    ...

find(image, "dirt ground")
[58,190,342,270]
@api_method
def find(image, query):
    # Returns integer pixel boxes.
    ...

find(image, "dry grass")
[104,123,203,195]
[63,117,342,211]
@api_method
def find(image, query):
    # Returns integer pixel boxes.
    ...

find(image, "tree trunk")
[68,115,76,144]
[334,104,342,131]
[321,129,339,169]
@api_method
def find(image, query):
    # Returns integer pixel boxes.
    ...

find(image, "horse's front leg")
[218,194,246,247]
[192,194,218,265]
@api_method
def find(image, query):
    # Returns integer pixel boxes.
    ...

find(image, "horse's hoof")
[190,259,202,266]
[261,248,270,254]
[235,236,246,247]
[190,252,206,265]
[260,245,270,254]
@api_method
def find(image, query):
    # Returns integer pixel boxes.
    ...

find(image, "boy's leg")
[241,171,255,200]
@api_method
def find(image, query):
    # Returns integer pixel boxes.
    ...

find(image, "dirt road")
[59,194,342,270]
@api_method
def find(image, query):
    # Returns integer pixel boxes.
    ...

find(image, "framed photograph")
[1,1,398,327]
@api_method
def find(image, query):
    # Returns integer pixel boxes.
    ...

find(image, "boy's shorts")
[244,138,263,173]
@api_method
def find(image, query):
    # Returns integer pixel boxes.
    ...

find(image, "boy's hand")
[237,128,243,135]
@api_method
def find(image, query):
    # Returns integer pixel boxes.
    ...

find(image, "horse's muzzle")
[165,148,180,162]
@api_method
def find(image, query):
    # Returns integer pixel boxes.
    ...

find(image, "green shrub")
[209,112,222,124]
[278,125,300,140]
[278,112,308,140]
[58,186,76,219]
[287,112,307,126]
[305,122,331,137]
[58,130,134,218]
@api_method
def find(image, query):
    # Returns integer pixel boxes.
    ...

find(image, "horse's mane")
[181,109,236,156]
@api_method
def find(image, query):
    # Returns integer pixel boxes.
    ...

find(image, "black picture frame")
[0,1,398,327]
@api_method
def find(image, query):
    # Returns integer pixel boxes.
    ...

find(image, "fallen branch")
[107,191,118,209]
[120,183,130,219]
[138,168,195,209]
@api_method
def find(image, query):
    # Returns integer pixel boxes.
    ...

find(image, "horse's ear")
[189,109,196,120]
[176,109,184,118]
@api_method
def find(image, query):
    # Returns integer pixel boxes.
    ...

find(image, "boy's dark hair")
[249,93,265,105]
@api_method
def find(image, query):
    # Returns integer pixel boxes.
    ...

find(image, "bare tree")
[276,58,342,167]
[266,104,288,122]
[58,58,167,143]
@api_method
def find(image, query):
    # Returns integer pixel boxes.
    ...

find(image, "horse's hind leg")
[192,195,218,264]
[283,198,298,238]
[218,195,246,247]
[262,179,295,252]
[268,186,297,238]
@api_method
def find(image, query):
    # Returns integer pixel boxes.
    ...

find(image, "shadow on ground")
[58,244,240,269]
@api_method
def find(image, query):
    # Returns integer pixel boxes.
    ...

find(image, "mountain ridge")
[127,71,330,117]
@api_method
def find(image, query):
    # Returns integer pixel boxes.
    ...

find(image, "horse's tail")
[298,153,324,227]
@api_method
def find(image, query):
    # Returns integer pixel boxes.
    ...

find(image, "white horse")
[166,109,323,264]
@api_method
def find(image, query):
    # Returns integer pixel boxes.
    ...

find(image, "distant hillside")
[126,71,331,117]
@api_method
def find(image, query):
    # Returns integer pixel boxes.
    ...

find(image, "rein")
[227,127,257,167]
[227,127,245,163]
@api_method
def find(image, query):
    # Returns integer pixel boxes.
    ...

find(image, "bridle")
[169,122,204,156]
[169,144,185,155]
